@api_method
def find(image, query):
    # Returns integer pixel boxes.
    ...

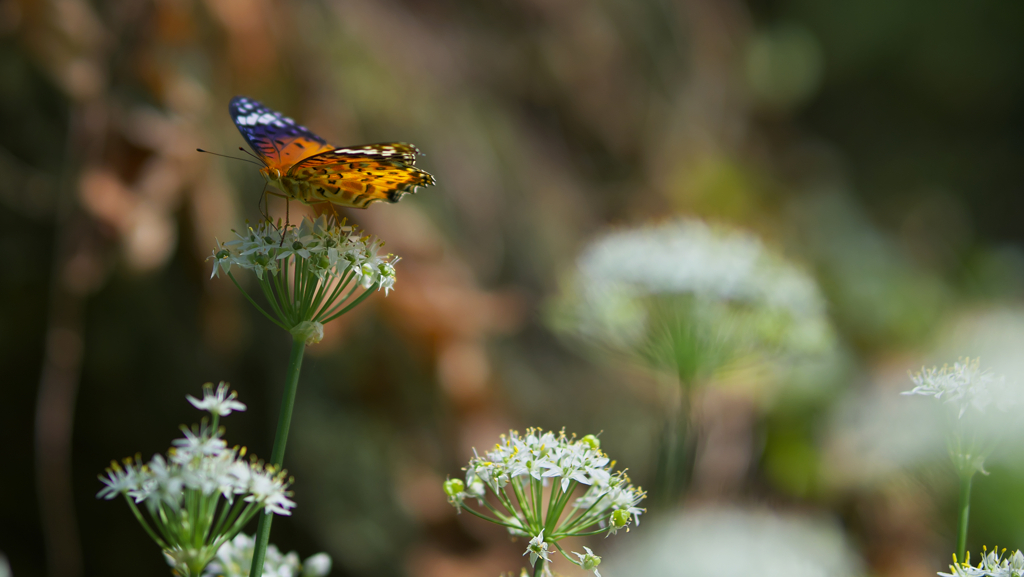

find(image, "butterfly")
[229,96,435,209]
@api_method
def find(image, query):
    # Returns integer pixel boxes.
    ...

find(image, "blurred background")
[3,0,1024,576]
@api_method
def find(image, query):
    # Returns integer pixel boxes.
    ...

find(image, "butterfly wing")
[229,96,336,169]
[288,143,436,209]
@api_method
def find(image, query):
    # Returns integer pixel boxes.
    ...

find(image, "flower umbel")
[902,359,1014,564]
[939,547,1024,577]
[201,533,332,577]
[901,358,1010,477]
[444,428,645,575]
[550,218,833,375]
[209,216,398,335]
[97,384,295,577]
[903,358,1003,419]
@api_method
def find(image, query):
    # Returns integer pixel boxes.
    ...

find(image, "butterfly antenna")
[238,147,268,167]
[196,148,264,167]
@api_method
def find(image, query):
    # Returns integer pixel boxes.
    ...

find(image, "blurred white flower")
[602,507,862,577]
[901,357,1016,476]
[245,465,297,516]
[903,358,1005,418]
[551,218,834,382]
[201,533,332,577]
[187,382,247,417]
[171,426,228,464]
[575,220,821,314]
[301,553,332,577]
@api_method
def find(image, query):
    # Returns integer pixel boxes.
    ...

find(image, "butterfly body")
[231,96,435,209]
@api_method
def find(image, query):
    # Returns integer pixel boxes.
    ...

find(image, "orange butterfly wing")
[230,96,336,169]
[288,144,437,209]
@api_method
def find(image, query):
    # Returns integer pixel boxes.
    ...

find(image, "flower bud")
[302,553,332,577]
[291,321,324,345]
[582,434,600,450]
[611,509,630,528]
[443,478,465,497]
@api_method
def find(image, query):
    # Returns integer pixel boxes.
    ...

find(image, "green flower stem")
[314,281,351,320]
[272,264,293,319]
[545,481,577,537]
[510,479,535,528]
[557,527,605,537]
[317,272,354,314]
[544,480,562,534]
[248,335,307,577]
[320,282,376,324]
[532,558,544,577]
[479,492,520,525]
[459,503,523,530]
[123,496,168,549]
[227,273,288,331]
[532,477,543,526]
[957,472,973,563]
[559,493,603,534]
[552,541,577,565]
[257,277,290,326]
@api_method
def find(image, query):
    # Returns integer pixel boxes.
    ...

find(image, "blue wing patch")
[229,96,335,168]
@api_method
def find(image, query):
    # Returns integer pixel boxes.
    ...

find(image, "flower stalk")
[210,216,400,577]
[249,334,306,577]
[956,473,972,563]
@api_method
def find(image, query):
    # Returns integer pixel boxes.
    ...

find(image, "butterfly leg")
[280,197,291,247]
[258,183,271,224]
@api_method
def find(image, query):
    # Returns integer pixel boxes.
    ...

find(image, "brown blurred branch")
[34,96,111,577]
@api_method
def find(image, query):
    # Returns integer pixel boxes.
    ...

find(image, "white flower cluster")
[465,430,643,529]
[445,429,643,575]
[903,358,1005,418]
[554,218,832,362]
[210,215,397,294]
[98,386,294,517]
[576,220,822,314]
[201,533,332,577]
[467,429,611,493]
[940,547,1024,577]
[97,383,295,577]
